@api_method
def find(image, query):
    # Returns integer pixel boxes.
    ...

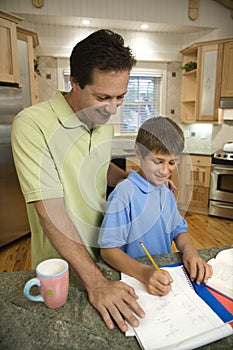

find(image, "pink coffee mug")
[24,258,69,309]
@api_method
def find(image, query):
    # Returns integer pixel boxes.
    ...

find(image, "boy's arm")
[101,247,173,295]
[174,233,213,284]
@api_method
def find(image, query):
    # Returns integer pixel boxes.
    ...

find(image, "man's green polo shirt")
[11,91,114,267]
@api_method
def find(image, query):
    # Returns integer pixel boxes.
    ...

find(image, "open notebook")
[121,265,233,350]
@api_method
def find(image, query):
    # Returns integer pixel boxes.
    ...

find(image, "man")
[11,29,145,333]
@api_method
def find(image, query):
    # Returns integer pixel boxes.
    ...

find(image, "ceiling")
[0,0,224,37]
[16,13,212,34]
[214,0,233,11]
[12,0,232,36]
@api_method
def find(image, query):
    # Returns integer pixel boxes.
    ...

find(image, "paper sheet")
[206,248,233,300]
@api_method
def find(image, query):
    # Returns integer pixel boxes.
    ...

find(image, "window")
[63,68,72,92]
[121,74,162,133]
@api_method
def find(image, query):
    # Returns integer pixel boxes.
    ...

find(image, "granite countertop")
[111,147,217,158]
[0,246,232,350]
[183,148,217,156]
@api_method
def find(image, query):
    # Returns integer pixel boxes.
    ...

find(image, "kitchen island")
[0,246,232,350]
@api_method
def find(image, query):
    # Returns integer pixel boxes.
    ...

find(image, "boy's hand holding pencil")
[139,241,173,296]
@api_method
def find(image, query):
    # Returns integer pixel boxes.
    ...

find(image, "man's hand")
[165,178,177,192]
[87,279,145,333]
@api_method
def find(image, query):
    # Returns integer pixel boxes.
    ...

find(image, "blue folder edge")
[163,262,233,323]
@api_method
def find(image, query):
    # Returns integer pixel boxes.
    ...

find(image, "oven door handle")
[211,203,233,210]
[212,166,233,173]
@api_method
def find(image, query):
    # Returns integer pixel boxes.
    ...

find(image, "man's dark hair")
[136,117,185,157]
[70,29,136,89]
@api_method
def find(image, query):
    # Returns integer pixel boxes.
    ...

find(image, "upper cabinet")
[221,41,233,97]
[0,10,22,84]
[180,38,233,124]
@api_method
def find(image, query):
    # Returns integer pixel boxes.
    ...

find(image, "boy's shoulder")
[108,174,136,202]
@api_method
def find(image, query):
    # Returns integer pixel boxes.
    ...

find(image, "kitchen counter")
[183,148,217,156]
[111,147,217,158]
[0,246,232,350]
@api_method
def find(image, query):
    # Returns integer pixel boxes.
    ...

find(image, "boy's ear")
[134,144,142,159]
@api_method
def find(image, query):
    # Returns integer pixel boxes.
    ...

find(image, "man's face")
[70,69,129,128]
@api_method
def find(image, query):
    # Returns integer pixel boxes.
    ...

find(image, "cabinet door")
[192,165,211,187]
[190,186,209,208]
[221,41,233,97]
[176,155,211,213]
[0,17,20,84]
[197,44,223,122]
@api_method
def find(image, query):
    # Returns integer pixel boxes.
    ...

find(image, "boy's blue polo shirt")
[98,170,188,258]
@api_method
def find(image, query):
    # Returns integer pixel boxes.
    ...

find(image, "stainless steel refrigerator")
[0,85,30,247]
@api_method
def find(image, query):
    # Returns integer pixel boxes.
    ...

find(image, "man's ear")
[70,76,80,91]
[134,144,142,159]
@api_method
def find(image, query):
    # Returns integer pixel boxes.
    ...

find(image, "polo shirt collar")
[128,170,165,194]
[49,91,87,129]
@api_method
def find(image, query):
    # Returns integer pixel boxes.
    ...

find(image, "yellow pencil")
[139,241,161,272]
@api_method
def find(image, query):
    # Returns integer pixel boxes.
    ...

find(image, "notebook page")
[206,249,233,300]
[121,265,233,349]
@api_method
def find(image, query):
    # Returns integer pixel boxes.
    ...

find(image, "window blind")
[121,75,161,133]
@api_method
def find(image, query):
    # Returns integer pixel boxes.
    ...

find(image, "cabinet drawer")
[187,155,212,166]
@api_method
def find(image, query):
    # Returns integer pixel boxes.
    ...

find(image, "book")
[121,265,233,350]
[206,248,233,300]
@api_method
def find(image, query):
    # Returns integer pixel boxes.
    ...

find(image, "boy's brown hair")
[135,116,184,157]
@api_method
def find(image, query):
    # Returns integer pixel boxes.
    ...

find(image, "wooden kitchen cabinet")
[180,38,233,124]
[0,10,22,84]
[17,27,39,106]
[221,41,233,97]
[197,43,223,122]
[180,47,198,123]
[126,156,140,172]
[171,154,211,214]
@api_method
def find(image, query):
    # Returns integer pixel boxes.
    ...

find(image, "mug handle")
[23,278,44,302]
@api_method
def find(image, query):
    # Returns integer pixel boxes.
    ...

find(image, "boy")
[98,117,212,296]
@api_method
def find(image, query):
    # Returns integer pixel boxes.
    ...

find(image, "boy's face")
[136,148,179,186]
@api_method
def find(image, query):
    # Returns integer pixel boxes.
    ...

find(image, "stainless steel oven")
[209,149,233,220]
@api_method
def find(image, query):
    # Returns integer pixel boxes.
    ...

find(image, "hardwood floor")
[0,212,232,273]
[0,233,31,273]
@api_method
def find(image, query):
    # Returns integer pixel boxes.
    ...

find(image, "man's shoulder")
[13,92,65,129]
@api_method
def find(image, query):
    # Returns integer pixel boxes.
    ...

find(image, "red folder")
[207,286,233,327]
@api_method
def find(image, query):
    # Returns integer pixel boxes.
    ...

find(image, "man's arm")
[107,162,128,187]
[33,198,145,332]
